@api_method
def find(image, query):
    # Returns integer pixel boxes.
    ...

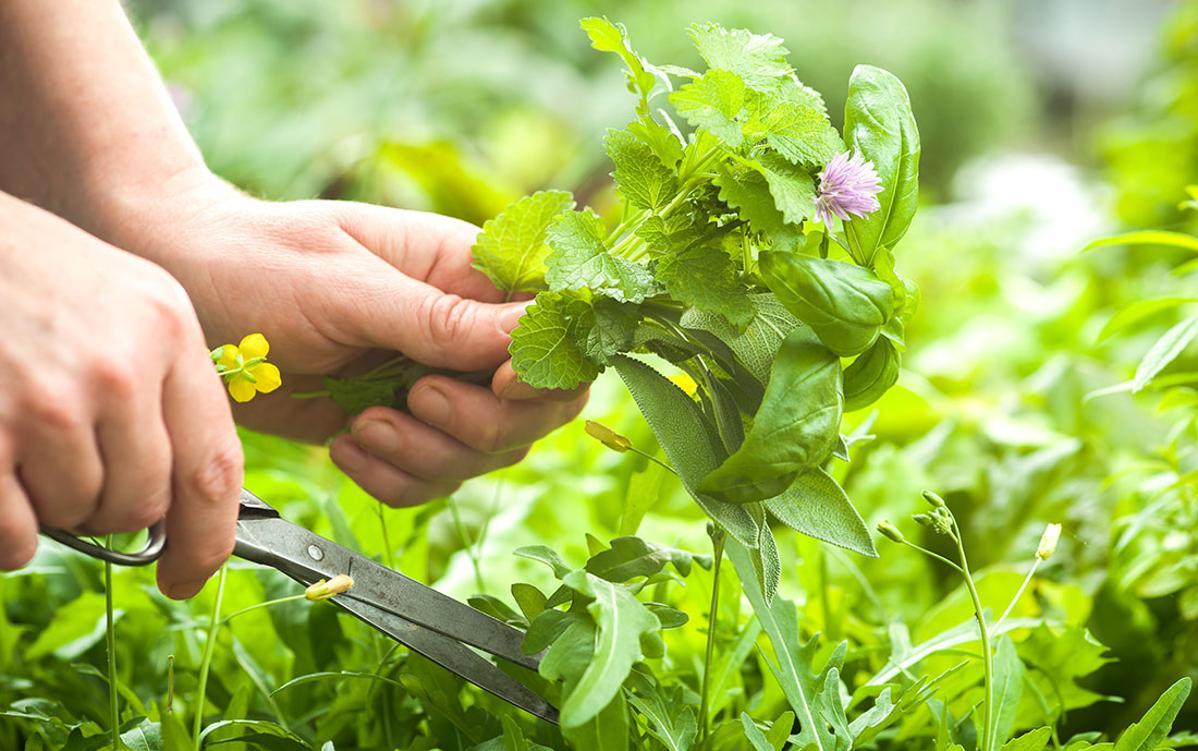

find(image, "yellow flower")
[1036,523,1062,561]
[584,420,631,453]
[669,373,698,396]
[305,574,355,601]
[210,333,282,403]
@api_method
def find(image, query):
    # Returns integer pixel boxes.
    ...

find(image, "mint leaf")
[606,129,678,211]
[584,298,640,365]
[759,153,818,224]
[687,22,792,90]
[509,292,601,389]
[472,190,575,295]
[743,90,844,167]
[669,69,746,147]
[636,213,705,257]
[655,244,754,327]
[546,209,657,303]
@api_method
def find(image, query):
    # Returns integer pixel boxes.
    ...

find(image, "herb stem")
[952,525,995,751]
[377,500,395,570]
[698,528,726,742]
[104,541,120,749]
[220,594,307,625]
[449,496,487,594]
[193,565,228,750]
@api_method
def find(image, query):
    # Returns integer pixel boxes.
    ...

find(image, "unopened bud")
[305,574,354,601]
[913,507,954,536]
[922,490,947,509]
[1036,523,1062,561]
[585,421,631,453]
[877,520,905,544]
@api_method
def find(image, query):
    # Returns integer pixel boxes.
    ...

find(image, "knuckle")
[188,441,244,505]
[421,294,475,351]
[88,355,138,399]
[144,274,198,339]
[476,420,506,454]
[24,384,84,433]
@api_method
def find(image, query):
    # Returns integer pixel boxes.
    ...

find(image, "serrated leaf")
[1114,677,1192,751]
[655,244,753,327]
[472,190,575,295]
[765,468,876,556]
[584,298,640,365]
[713,163,801,247]
[627,117,684,171]
[670,69,746,146]
[843,65,920,264]
[606,129,678,211]
[557,572,660,727]
[546,210,656,303]
[1132,316,1198,392]
[612,355,761,545]
[580,17,656,109]
[509,292,600,389]
[759,154,818,224]
[687,22,792,90]
[761,251,895,356]
[742,91,843,167]
[700,327,842,504]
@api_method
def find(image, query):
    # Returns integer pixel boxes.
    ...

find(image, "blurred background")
[8,0,1198,744]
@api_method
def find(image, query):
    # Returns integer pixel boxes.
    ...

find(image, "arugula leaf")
[1132,315,1198,392]
[557,572,660,727]
[655,244,754,326]
[991,636,1026,746]
[546,210,657,303]
[580,17,657,111]
[471,190,575,295]
[585,536,709,581]
[509,292,600,389]
[606,129,678,211]
[1001,728,1053,751]
[1113,677,1192,751]
[843,65,920,265]
[670,69,746,147]
[700,327,842,504]
[761,251,896,356]
[687,22,792,91]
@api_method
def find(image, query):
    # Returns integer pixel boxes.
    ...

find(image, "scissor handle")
[41,521,167,566]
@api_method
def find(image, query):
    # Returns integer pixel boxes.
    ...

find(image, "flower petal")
[215,345,240,370]
[239,333,270,360]
[251,363,282,394]
[228,377,258,403]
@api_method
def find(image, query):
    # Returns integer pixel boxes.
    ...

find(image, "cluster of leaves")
[470,18,920,594]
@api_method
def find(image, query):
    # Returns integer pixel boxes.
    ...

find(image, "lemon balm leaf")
[669,69,746,147]
[606,129,678,211]
[471,190,575,295]
[654,244,754,327]
[687,22,792,90]
[545,210,657,303]
[509,292,601,390]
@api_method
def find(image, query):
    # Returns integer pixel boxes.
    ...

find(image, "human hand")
[0,193,243,598]
[109,181,587,504]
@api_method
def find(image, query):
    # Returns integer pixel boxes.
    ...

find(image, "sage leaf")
[765,468,876,557]
[760,251,896,356]
[842,65,920,265]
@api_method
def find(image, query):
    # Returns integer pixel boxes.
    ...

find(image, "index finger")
[157,340,244,600]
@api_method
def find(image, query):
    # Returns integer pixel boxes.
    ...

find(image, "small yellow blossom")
[669,373,698,396]
[1036,523,1062,561]
[211,333,282,403]
[877,520,905,544]
[305,574,355,601]
[585,420,631,453]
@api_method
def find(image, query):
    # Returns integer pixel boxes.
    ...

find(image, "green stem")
[193,565,229,750]
[953,529,994,751]
[993,558,1041,632]
[628,446,677,475]
[449,496,486,594]
[104,542,120,750]
[901,539,964,573]
[220,594,306,625]
[376,501,395,570]
[698,530,725,743]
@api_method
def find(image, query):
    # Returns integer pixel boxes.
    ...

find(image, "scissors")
[41,488,559,725]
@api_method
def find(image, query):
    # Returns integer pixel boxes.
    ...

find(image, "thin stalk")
[952,527,994,751]
[901,540,964,573]
[993,558,1041,632]
[698,530,726,743]
[193,565,229,750]
[376,501,395,570]
[104,541,120,750]
[628,446,677,474]
[220,594,306,625]
[449,496,486,594]
[166,655,175,714]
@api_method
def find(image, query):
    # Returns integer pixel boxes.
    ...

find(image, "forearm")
[0,0,217,239]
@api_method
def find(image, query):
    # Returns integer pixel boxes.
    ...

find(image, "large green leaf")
[670,69,746,147]
[686,22,791,90]
[700,327,842,504]
[471,190,575,296]
[842,65,920,265]
[557,572,660,728]
[509,292,600,389]
[585,536,709,581]
[765,468,876,556]
[545,210,657,303]
[843,337,901,411]
[1113,677,1192,751]
[612,355,761,545]
[761,251,895,356]
[654,244,754,327]
[606,129,678,211]
[682,294,800,384]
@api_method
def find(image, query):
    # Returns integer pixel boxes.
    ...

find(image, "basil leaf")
[843,337,901,412]
[842,64,920,265]
[760,251,895,356]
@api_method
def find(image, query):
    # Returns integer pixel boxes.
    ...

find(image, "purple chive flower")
[814,151,882,226]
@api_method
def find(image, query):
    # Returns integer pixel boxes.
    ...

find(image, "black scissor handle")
[41,521,167,566]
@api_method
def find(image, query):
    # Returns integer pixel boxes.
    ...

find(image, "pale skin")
[0,1,586,598]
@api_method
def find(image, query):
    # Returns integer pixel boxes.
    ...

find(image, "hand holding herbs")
[472,18,920,586]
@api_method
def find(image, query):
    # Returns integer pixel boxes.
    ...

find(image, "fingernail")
[352,419,398,455]
[411,384,451,425]
[331,439,368,474]
[498,302,531,333]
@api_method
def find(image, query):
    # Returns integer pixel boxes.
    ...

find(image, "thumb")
[352,272,528,371]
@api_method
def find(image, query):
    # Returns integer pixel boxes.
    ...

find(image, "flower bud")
[1036,523,1062,561]
[913,507,954,536]
[877,520,905,544]
[585,421,631,453]
[922,490,947,509]
[305,574,354,601]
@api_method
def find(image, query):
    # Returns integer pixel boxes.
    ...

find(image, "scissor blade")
[234,516,539,669]
[332,594,559,724]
